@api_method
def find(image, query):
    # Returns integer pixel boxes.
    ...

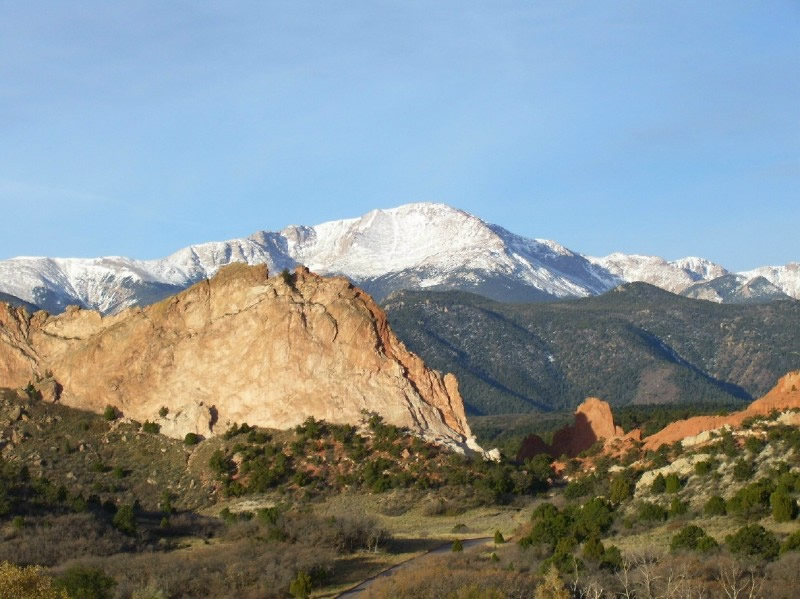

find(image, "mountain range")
[0,203,797,314]
[383,284,800,415]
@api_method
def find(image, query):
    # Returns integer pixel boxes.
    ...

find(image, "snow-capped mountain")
[0,203,796,314]
[586,253,729,294]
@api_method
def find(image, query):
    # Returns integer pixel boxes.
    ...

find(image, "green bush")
[669,498,689,517]
[112,504,137,536]
[670,524,718,553]
[494,530,505,544]
[451,539,463,552]
[637,501,668,523]
[726,479,774,517]
[103,406,117,421]
[54,565,116,599]
[609,475,634,503]
[158,406,168,418]
[582,537,605,562]
[289,571,312,598]
[600,545,623,571]
[726,524,779,561]
[704,495,727,517]
[141,421,160,434]
[665,473,682,494]
[770,490,797,522]
[732,459,755,482]
[564,477,594,500]
[183,432,199,446]
[781,529,800,554]
[574,498,614,539]
[694,460,713,476]
[650,473,666,494]
[744,436,764,454]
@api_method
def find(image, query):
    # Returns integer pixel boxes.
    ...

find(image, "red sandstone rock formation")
[642,371,800,450]
[0,264,481,453]
[517,397,625,460]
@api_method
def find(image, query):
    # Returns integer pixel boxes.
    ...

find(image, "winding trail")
[336,536,493,597]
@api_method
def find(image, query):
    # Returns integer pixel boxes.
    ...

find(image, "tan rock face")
[0,264,478,451]
[518,397,623,460]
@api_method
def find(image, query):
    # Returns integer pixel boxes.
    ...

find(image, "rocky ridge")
[0,264,483,454]
[0,203,796,314]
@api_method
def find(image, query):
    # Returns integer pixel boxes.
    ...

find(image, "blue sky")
[0,1,797,270]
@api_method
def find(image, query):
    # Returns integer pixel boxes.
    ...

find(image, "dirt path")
[335,536,493,597]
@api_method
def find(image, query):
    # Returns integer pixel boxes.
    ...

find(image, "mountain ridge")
[0,203,796,314]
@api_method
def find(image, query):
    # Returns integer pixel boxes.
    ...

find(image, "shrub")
[637,501,668,523]
[564,477,594,500]
[600,545,623,571]
[142,421,160,434]
[650,473,666,494]
[745,436,764,454]
[669,497,689,517]
[781,529,800,554]
[452,539,463,552]
[582,537,605,562]
[574,498,614,539]
[103,406,117,421]
[54,565,116,599]
[0,562,67,598]
[665,473,682,493]
[704,495,727,516]
[112,504,137,536]
[609,474,634,503]
[494,530,505,544]
[288,571,312,598]
[670,524,718,553]
[733,459,755,482]
[694,460,712,476]
[727,479,774,517]
[726,524,779,561]
[158,406,168,418]
[183,432,199,446]
[770,490,797,522]
[209,450,233,477]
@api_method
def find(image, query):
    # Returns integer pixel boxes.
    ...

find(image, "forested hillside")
[384,284,800,415]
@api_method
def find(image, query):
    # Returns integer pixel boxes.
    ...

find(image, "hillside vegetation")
[384,284,800,415]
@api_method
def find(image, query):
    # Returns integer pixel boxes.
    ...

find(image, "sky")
[0,1,797,271]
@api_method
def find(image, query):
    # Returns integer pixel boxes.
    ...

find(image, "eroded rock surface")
[0,264,480,452]
[518,397,624,460]
[642,371,800,450]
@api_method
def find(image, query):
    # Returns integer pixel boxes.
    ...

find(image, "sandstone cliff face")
[642,371,800,450]
[518,397,626,460]
[0,264,481,452]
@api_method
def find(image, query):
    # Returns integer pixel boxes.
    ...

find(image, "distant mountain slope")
[383,284,800,415]
[0,203,796,313]
[682,274,790,304]
[0,292,38,312]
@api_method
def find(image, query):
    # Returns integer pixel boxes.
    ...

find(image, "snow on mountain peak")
[0,202,796,313]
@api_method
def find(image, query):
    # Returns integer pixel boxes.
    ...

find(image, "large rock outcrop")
[0,264,482,453]
[517,397,631,460]
[642,371,800,450]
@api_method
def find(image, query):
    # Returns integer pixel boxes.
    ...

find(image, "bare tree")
[717,560,763,599]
